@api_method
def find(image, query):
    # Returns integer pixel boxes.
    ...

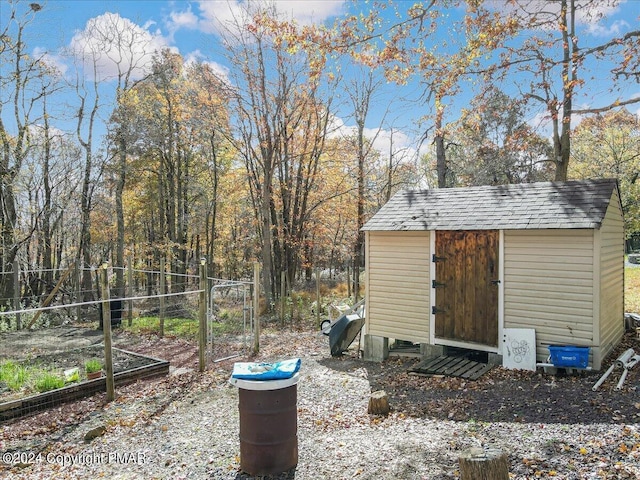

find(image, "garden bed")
[0,345,168,422]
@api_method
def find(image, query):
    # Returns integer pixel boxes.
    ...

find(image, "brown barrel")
[238,384,298,475]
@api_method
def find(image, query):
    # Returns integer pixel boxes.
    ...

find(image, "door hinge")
[432,254,446,263]
[432,280,446,288]
[432,306,446,315]
[491,279,501,285]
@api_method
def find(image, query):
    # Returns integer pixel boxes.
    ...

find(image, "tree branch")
[572,97,640,115]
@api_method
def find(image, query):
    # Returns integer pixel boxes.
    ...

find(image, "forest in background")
[2,0,639,311]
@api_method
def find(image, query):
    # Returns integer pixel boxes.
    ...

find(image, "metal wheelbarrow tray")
[327,299,365,357]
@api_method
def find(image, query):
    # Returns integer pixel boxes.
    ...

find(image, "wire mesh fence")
[0,263,257,422]
[0,260,356,421]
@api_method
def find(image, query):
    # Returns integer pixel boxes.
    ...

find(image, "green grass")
[0,361,30,391]
[626,266,640,313]
[34,372,65,393]
[84,358,102,373]
[1,361,67,394]
[122,315,246,338]
[123,316,199,338]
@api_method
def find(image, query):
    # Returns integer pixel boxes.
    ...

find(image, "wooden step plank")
[440,357,471,375]
[412,355,452,372]
[448,359,479,376]
[458,362,487,379]
[408,355,493,380]
[410,356,445,371]
[430,357,465,372]
[461,362,494,380]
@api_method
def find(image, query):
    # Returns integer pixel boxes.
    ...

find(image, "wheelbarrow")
[319,299,366,357]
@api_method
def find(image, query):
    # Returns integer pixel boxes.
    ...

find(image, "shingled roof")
[362,179,619,231]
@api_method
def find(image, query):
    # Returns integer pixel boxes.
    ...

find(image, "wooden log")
[367,390,390,415]
[459,447,508,480]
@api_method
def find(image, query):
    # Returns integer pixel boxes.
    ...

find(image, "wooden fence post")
[13,259,20,330]
[280,271,286,326]
[75,262,82,324]
[159,256,165,337]
[127,256,133,327]
[100,264,115,402]
[253,262,260,355]
[198,260,207,372]
[315,267,320,327]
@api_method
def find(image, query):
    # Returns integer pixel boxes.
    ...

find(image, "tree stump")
[459,447,508,480]
[367,390,390,415]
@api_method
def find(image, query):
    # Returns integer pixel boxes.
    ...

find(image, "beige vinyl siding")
[597,190,625,368]
[503,229,595,362]
[366,231,430,342]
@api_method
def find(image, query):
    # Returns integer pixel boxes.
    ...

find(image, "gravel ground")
[1,329,639,479]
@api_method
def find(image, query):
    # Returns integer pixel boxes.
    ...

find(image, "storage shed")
[361,179,624,370]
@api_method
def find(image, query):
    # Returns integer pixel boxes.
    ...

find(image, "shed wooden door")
[434,230,499,347]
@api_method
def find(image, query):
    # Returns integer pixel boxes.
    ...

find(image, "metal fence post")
[198,260,207,372]
[253,262,260,354]
[127,256,133,327]
[100,264,115,402]
[13,259,20,330]
[159,256,165,337]
[316,267,320,328]
[75,262,82,324]
[280,271,285,326]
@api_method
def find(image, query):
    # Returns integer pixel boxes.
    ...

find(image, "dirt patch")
[0,326,105,361]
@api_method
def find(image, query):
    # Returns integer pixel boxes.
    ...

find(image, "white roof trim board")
[362,179,619,231]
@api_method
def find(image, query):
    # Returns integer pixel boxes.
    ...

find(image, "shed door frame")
[429,229,504,354]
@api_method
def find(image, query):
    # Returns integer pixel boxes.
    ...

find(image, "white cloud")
[33,47,68,78]
[196,1,247,36]
[167,5,200,33]
[271,1,345,24]
[184,49,231,84]
[495,0,626,35]
[328,115,420,164]
[68,12,170,83]
[527,105,587,139]
[168,1,345,37]
[586,19,629,37]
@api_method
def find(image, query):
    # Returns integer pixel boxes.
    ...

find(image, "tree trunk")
[367,390,390,415]
[435,102,448,188]
[554,0,574,182]
[115,134,126,298]
[77,143,95,301]
[42,96,53,295]
[206,131,219,276]
[261,177,273,307]
[354,117,365,302]
[459,447,509,480]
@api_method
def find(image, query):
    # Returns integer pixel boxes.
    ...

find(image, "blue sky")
[4,0,640,160]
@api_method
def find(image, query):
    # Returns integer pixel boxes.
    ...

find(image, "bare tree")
[65,25,105,301]
[218,4,335,304]
[475,0,640,180]
[80,12,156,297]
[0,0,47,307]
[343,68,385,302]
